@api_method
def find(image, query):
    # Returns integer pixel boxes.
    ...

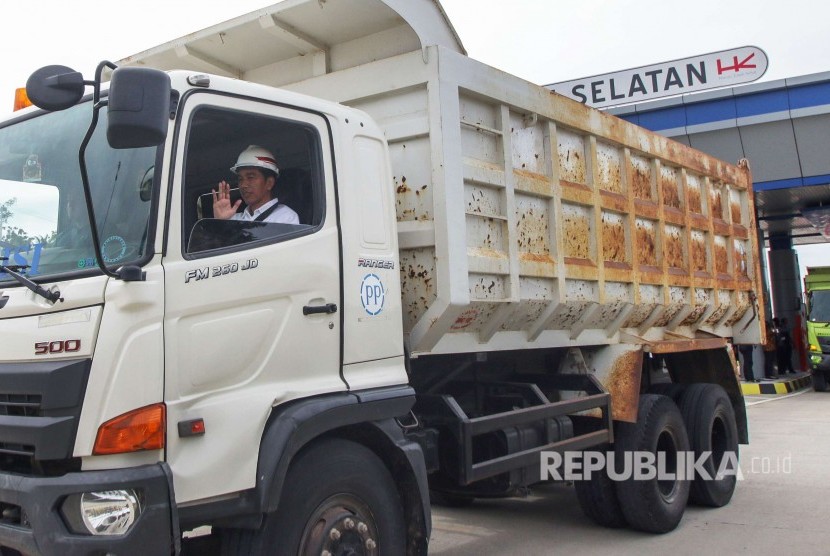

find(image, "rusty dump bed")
[291,50,764,356]
[119,0,764,356]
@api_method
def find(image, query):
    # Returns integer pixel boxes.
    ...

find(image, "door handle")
[303,303,338,316]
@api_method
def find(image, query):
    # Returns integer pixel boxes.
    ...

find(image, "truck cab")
[805,266,830,390]
[0,67,428,555]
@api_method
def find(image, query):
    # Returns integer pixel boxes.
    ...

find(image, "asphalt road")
[429,389,830,555]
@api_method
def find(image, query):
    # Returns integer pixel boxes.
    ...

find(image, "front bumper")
[0,463,176,556]
[809,352,830,373]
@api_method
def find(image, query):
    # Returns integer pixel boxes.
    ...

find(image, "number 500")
[34,340,81,355]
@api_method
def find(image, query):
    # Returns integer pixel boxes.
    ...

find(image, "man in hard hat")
[211,145,299,224]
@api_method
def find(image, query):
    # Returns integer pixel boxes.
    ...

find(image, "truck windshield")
[0,102,157,284]
[810,290,830,323]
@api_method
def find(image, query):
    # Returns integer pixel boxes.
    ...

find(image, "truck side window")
[182,106,324,255]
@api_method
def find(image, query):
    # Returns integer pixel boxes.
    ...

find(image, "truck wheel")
[813,371,829,392]
[574,444,627,528]
[221,438,406,556]
[614,394,690,533]
[677,384,739,507]
[647,383,686,402]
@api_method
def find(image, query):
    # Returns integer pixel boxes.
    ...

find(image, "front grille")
[0,394,42,417]
[818,335,830,354]
[0,359,90,472]
[0,443,35,457]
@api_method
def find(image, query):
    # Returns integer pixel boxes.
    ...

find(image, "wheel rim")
[656,430,679,500]
[298,493,380,556]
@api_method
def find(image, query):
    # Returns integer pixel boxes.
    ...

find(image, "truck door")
[161,94,342,503]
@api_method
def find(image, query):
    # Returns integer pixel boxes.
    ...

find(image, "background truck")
[0,0,764,553]
[805,266,830,391]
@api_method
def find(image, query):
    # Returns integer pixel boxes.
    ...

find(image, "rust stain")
[691,236,707,272]
[399,249,436,330]
[395,175,409,194]
[714,242,729,275]
[661,171,682,209]
[602,218,626,263]
[520,252,554,263]
[634,198,659,219]
[467,187,501,216]
[654,304,684,327]
[631,165,652,199]
[516,204,550,255]
[706,304,729,325]
[635,221,657,266]
[724,295,750,325]
[451,308,479,330]
[682,304,708,325]
[564,213,591,259]
[665,228,685,269]
[469,246,507,260]
[710,188,724,219]
[624,304,656,328]
[514,167,547,180]
[603,350,642,423]
[688,186,702,214]
[558,143,587,184]
[646,337,727,354]
[730,201,742,224]
[688,213,709,228]
[597,146,623,194]
[552,301,592,329]
[472,278,499,298]
[599,190,628,212]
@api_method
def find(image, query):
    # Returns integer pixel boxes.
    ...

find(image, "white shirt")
[231,198,300,224]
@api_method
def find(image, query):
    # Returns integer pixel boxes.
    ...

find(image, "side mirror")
[26,65,85,111]
[107,67,171,149]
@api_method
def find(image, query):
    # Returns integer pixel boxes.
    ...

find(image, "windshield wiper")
[0,258,62,303]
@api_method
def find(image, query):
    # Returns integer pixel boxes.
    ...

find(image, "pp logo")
[360,274,385,315]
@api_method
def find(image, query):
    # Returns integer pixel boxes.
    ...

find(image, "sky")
[3,0,829,105]
[1,180,59,238]
[1,0,828,272]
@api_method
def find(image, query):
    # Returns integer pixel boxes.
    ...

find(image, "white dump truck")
[0,0,764,553]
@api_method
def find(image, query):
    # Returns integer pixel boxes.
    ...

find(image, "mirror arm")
[79,61,121,280]
[92,61,116,103]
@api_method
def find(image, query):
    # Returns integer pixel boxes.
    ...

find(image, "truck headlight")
[62,490,142,535]
[811,355,823,364]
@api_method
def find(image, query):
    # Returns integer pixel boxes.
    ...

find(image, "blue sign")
[0,242,44,276]
[360,274,385,316]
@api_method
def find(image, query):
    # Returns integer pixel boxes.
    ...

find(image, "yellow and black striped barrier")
[741,373,813,395]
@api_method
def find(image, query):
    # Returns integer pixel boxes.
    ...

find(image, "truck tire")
[574,444,627,528]
[647,383,686,402]
[614,394,690,533]
[677,384,739,507]
[813,371,829,392]
[220,438,406,556]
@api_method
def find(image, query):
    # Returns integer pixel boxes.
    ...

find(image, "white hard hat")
[230,145,280,176]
